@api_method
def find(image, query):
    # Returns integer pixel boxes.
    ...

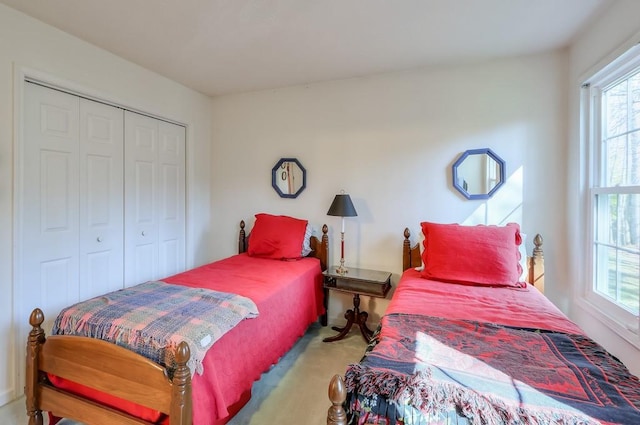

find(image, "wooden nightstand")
[323,267,392,343]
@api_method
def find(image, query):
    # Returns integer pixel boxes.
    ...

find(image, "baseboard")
[0,388,15,408]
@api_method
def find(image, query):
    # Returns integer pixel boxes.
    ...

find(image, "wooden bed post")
[320,224,329,271]
[402,228,422,272]
[403,228,412,271]
[26,308,45,425]
[528,234,544,293]
[327,374,347,425]
[238,220,247,253]
[170,341,192,425]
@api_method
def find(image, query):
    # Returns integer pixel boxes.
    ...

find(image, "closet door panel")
[158,121,186,278]
[40,259,75,315]
[124,111,159,287]
[22,83,80,318]
[79,98,124,299]
[133,243,156,284]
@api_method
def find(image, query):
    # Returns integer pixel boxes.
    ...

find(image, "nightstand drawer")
[323,267,391,297]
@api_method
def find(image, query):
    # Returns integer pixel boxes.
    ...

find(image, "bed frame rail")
[26,308,191,425]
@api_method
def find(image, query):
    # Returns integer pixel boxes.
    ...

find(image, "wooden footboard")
[25,308,191,425]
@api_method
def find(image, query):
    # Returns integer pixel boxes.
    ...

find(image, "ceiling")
[1,0,611,97]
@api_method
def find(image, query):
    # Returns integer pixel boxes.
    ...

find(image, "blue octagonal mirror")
[452,148,505,200]
[272,158,306,198]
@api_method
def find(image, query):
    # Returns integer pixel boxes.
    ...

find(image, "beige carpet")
[227,322,367,425]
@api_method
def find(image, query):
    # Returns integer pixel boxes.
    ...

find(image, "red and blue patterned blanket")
[53,280,259,376]
[345,313,640,425]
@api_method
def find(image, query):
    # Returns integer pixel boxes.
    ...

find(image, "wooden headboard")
[237,220,329,271]
[401,228,545,293]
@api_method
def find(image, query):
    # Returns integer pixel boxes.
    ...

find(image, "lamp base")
[335,258,348,275]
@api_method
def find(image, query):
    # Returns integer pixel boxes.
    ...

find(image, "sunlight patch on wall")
[462,166,523,226]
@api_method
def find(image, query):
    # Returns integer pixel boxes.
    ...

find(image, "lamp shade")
[327,194,357,217]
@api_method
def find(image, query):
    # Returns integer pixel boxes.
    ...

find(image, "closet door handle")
[96,236,103,243]
[141,231,146,237]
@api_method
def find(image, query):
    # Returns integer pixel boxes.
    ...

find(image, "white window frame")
[581,42,640,348]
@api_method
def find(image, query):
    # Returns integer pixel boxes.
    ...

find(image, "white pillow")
[519,233,528,281]
[301,223,313,257]
[414,229,425,271]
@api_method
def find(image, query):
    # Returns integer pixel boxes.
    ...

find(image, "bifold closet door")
[79,97,125,300]
[22,83,81,317]
[21,83,124,318]
[157,120,186,279]
[124,111,185,287]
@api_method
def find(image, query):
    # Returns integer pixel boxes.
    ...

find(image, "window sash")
[584,47,640,341]
[591,191,639,301]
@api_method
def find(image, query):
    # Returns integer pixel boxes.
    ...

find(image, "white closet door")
[79,98,124,299]
[22,83,80,320]
[124,111,159,287]
[124,112,186,286]
[158,121,186,278]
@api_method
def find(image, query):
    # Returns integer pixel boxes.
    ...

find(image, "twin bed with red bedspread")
[328,222,640,425]
[26,214,328,425]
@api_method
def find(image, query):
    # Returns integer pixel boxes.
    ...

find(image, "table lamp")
[327,191,358,274]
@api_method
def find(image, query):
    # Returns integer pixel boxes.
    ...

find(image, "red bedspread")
[50,253,324,425]
[163,253,324,424]
[344,269,640,425]
[388,268,583,335]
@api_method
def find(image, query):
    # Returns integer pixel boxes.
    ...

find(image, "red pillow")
[420,222,523,287]
[248,213,309,259]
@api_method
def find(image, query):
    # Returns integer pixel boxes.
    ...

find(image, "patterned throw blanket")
[345,313,640,425]
[53,281,259,376]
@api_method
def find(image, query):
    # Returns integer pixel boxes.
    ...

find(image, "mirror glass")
[272,158,306,198]
[452,148,505,200]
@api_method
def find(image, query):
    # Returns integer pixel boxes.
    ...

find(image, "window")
[583,43,640,343]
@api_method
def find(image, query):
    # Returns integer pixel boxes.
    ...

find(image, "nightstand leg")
[324,309,355,342]
[320,287,329,326]
[323,293,372,343]
[357,312,374,342]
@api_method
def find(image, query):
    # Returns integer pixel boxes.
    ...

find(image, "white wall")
[210,52,571,334]
[567,0,640,376]
[0,4,212,406]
